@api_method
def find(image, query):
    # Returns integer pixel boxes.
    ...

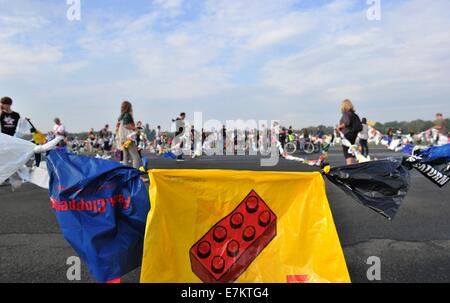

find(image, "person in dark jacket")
[337,99,360,165]
[1,97,20,136]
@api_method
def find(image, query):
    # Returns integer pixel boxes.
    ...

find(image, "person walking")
[116,101,142,169]
[358,118,370,157]
[337,99,363,165]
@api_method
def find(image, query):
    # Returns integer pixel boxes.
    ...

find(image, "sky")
[0,0,449,132]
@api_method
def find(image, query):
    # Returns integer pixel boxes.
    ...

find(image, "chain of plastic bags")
[1,124,447,283]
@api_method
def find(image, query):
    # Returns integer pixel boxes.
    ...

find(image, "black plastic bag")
[403,155,449,188]
[325,158,411,220]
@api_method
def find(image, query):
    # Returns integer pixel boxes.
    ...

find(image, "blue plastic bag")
[400,144,415,155]
[163,150,177,159]
[418,144,450,164]
[46,150,150,282]
[142,157,150,171]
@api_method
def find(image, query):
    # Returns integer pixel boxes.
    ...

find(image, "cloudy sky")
[1,0,449,132]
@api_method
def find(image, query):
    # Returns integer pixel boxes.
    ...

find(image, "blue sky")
[1,0,449,132]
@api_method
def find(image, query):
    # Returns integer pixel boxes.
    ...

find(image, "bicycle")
[285,138,315,155]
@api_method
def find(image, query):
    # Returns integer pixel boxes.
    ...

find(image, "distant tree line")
[302,119,449,136]
[69,124,155,141]
[372,119,449,135]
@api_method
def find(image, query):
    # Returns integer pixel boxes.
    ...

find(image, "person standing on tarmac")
[434,113,447,144]
[173,112,186,161]
[300,128,309,151]
[396,128,403,140]
[87,128,96,152]
[337,99,363,165]
[154,125,162,155]
[287,128,295,143]
[1,97,21,136]
[135,121,147,157]
[53,118,68,147]
[100,125,112,157]
[279,127,287,150]
[0,97,21,186]
[190,125,195,156]
[116,101,142,169]
[222,125,227,155]
[358,118,370,157]
[386,128,394,142]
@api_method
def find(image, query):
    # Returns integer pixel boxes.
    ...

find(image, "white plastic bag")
[284,155,305,162]
[33,136,63,154]
[29,161,49,189]
[0,133,36,184]
[389,138,401,151]
[14,118,32,138]
[7,165,32,191]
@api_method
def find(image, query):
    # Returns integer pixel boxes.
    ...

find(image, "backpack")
[351,112,363,133]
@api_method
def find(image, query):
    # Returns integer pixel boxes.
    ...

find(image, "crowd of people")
[66,125,113,157]
[2,96,449,171]
[380,113,448,146]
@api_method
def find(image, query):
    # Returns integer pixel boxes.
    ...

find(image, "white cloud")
[261,0,450,115]
[0,14,47,38]
[0,44,62,78]
[245,12,315,49]
[58,61,88,74]
[155,0,183,10]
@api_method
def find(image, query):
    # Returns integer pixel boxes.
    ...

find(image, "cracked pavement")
[1,148,449,283]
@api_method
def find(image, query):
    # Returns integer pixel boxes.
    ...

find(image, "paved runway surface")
[1,147,449,283]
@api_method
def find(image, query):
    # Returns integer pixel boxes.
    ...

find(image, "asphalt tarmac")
[1,147,449,283]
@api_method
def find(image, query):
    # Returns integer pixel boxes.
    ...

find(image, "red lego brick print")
[287,275,309,283]
[189,190,277,283]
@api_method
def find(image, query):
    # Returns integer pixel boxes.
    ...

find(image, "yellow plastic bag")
[32,131,47,145]
[141,169,350,283]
